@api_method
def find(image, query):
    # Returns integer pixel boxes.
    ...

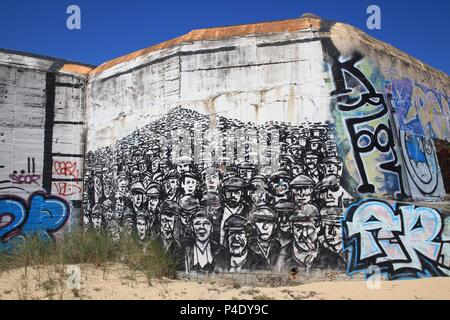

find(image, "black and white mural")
[83,107,352,273]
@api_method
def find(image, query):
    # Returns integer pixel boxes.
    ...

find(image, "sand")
[0,264,449,300]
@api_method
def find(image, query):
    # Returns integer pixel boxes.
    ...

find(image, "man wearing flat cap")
[175,155,194,175]
[248,207,282,268]
[184,210,223,273]
[304,151,321,183]
[290,174,315,207]
[178,195,200,246]
[276,204,345,272]
[314,174,353,209]
[146,183,161,238]
[248,176,272,208]
[214,215,268,273]
[156,200,184,267]
[162,169,180,202]
[218,176,250,246]
[318,206,344,256]
[180,171,200,197]
[130,181,146,215]
[321,156,343,177]
[273,200,297,247]
[268,170,292,204]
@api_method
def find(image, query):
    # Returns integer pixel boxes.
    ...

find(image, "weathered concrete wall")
[82,17,450,280]
[2,16,448,281]
[0,50,92,251]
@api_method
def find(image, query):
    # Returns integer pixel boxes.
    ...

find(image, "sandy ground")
[0,264,449,300]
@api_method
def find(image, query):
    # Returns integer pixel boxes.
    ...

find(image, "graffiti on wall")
[391,78,450,142]
[83,107,352,273]
[342,199,450,279]
[53,160,83,197]
[330,53,403,198]
[0,191,70,252]
[399,131,445,199]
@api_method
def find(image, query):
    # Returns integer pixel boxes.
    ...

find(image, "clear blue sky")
[0,0,449,74]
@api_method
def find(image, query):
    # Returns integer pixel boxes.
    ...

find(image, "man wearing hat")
[162,169,180,202]
[146,183,162,238]
[273,200,297,247]
[268,170,292,204]
[314,174,352,209]
[91,203,104,230]
[180,172,200,197]
[304,151,322,183]
[237,161,256,183]
[175,155,194,175]
[248,176,272,208]
[214,215,268,273]
[184,210,223,273]
[318,207,343,255]
[248,207,282,268]
[130,181,146,216]
[202,166,222,194]
[276,204,345,272]
[178,195,200,246]
[157,200,184,266]
[136,213,149,242]
[218,176,250,246]
[290,174,315,207]
[321,156,343,177]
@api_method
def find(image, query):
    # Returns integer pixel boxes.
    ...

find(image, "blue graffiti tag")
[0,191,70,252]
[342,199,449,279]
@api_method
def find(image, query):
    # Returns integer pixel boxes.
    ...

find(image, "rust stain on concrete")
[90,17,321,77]
[60,63,93,76]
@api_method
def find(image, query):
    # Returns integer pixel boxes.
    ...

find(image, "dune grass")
[0,229,179,281]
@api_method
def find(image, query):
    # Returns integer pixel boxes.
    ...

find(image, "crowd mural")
[83,107,352,273]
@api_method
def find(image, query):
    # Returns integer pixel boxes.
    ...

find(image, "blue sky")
[0,0,449,74]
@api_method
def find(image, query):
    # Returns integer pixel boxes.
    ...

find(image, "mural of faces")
[83,107,351,273]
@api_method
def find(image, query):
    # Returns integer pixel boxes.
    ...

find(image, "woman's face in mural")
[225,190,242,206]
[228,230,248,256]
[181,177,198,195]
[160,214,175,240]
[192,217,212,243]
[292,221,318,251]
[291,186,313,205]
[254,219,275,242]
